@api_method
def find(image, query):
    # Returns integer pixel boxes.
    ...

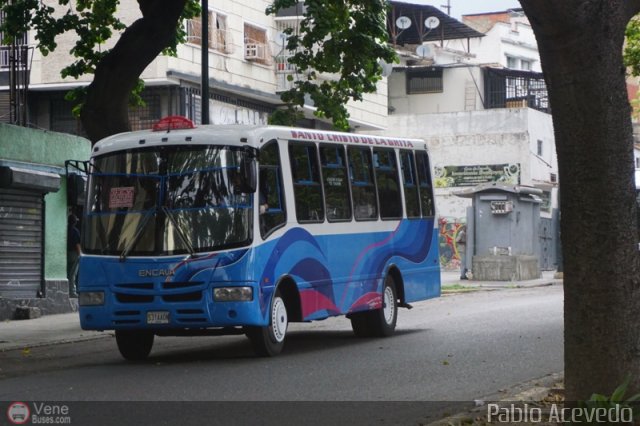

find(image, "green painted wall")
[0,124,91,281]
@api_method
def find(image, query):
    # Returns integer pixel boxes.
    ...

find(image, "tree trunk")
[519,0,640,400]
[80,0,187,144]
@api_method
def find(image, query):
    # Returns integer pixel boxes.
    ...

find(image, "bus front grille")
[115,293,155,303]
[162,291,202,303]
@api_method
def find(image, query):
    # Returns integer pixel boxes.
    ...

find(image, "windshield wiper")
[120,209,155,262]
[161,206,198,259]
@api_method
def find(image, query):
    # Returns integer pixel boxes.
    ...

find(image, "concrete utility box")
[457,183,542,281]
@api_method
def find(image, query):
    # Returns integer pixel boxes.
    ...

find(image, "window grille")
[406,68,443,94]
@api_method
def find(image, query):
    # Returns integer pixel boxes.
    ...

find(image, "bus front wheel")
[115,330,154,361]
[246,289,288,357]
[350,275,398,337]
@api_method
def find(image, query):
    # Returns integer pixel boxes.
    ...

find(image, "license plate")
[146,311,170,324]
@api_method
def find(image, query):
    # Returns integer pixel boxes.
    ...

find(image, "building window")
[0,11,28,69]
[506,55,533,71]
[406,68,443,94]
[129,90,162,131]
[50,97,84,136]
[186,11,230,53]
[244,23,270,65]
[537,139,543,156]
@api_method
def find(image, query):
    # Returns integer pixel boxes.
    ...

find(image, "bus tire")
[246,289,288,357]
[115,330,154,361]
[350,275,398,338]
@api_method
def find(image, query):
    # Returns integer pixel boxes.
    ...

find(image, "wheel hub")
[271,297,288,342]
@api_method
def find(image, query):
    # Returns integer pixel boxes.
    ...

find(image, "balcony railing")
[484,67,550,114]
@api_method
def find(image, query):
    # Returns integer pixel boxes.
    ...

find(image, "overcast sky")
[402,0,522,20]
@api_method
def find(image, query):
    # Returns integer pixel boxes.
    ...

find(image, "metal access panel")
[0,188,43,298]
[474,192,540,257]
[539,216,556,271]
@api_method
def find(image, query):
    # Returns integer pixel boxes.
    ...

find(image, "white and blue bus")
[78,116,441,359]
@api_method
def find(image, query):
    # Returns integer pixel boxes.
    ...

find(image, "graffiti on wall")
[438,217,466,270]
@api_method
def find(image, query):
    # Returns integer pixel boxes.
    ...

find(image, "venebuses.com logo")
[6,401,72,424]
[6,402,30,425]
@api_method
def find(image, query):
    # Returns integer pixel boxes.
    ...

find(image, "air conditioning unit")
[245,43,265,60]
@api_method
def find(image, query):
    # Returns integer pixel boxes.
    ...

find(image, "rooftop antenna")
[440,0,451,16]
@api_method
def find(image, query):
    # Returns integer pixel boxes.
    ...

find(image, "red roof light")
[152,116,195,132]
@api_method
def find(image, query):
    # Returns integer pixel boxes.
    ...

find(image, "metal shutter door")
[0,188,43,298]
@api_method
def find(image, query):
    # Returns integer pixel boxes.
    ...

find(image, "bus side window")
[373,148,402,220]
[400,151,421,218]
[416,152,435,217]
[289,143,324,223]
[347,146,378,220]
[260,141,286,238]
[320,145,352,221]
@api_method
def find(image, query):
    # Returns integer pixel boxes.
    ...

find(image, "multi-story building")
[0,1,388,134]
[383,4,558,270]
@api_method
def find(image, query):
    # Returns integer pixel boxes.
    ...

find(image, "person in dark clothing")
[67,214,81,298]
[456,225,468,280]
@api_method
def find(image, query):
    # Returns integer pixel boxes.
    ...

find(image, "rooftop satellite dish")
[276,31,288,46]
[425,16,440,29]
[379,60,394,77]
[416,44,434,59]
[396,16,412,30]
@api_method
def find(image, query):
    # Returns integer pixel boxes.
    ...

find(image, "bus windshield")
[83,145,254,257]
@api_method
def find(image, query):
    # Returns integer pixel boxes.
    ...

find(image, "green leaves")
[0,0,198,109]
[580,375,640,417]
[625,16,640,77]
[267,0,397,130]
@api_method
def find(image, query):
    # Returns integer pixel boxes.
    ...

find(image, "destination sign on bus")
[109,187,135,209]
[289,130,415,148]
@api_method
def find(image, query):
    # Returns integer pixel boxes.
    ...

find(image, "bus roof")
[91,120,427,157]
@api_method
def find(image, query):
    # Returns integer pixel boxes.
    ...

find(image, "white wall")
[467,18,541,72]
[388,66,484,115]
[379,108,556,219]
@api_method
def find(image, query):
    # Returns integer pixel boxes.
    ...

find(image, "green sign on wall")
[433,163,521,188]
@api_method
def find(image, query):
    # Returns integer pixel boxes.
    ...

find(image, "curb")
[426,372,564,425]
[442,280,562,294]
[0,332,113,352]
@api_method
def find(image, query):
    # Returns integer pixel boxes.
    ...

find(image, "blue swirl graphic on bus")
[170,249,249,282]
[257,219,434,319]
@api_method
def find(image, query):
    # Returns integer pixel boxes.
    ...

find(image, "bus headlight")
[214,287,253,302]
[79,291,105,306]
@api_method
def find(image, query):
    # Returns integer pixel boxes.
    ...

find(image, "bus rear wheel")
[350,275,398,337]
[115,330,154,361]
[246,289,288,357]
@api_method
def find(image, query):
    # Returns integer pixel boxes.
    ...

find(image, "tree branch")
[80,0,187,143]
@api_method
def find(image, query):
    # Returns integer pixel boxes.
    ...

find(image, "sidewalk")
[441,269,562,290]
[0,311,111,352]
[0,271,562,352]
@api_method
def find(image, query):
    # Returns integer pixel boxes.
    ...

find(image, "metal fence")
[484,67,550,114]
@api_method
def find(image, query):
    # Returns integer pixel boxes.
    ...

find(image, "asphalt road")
[0,285,563,425]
